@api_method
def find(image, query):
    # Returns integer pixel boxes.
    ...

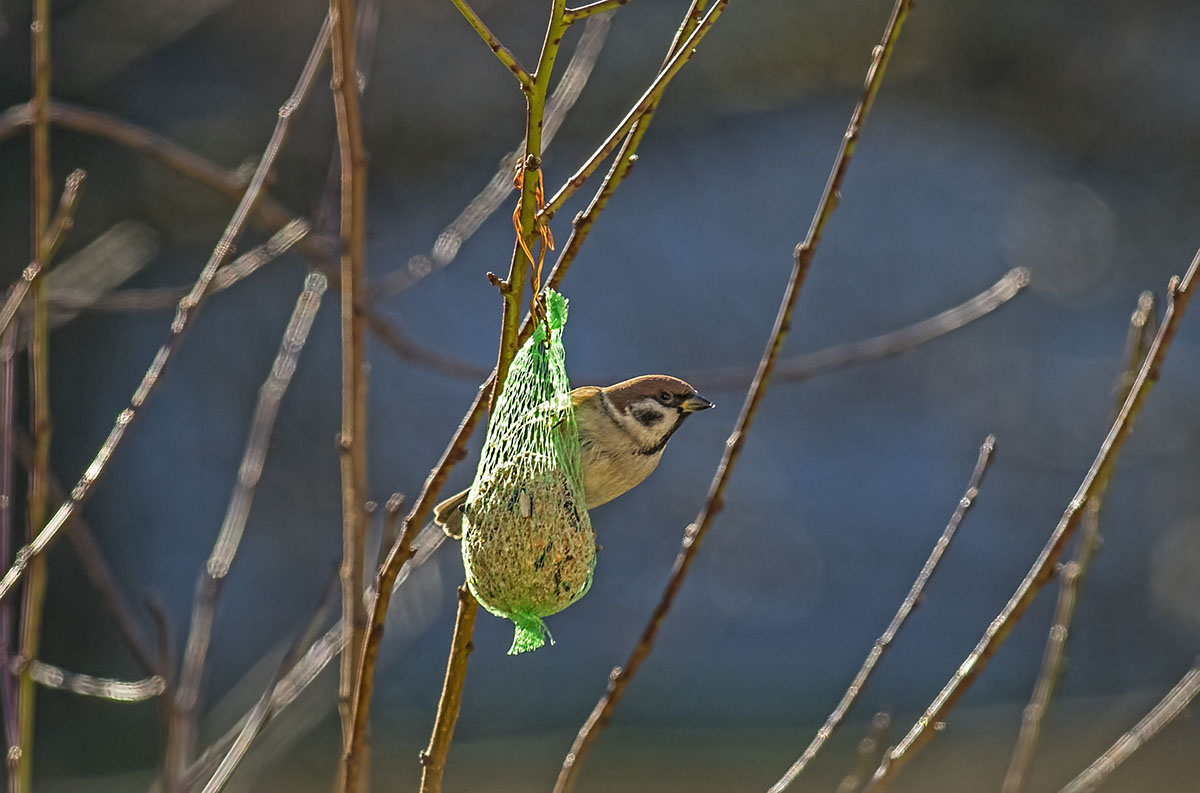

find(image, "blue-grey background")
[1,0,1199,790]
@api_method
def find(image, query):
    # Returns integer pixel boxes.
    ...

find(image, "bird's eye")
[658,390,672,404]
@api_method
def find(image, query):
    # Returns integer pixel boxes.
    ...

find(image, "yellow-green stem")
[16,0,53,789]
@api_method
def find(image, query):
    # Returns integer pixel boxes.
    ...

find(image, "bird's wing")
[571,386,602,408]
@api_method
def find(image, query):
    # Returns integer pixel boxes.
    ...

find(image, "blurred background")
[1,0,1199,790]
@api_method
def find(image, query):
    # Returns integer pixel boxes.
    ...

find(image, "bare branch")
[163,271,327,791]
[189,4,712,775]
[1000,290,1159,793]
[768,435,995,792]
[1055,659,1200,793]
[194,570,338,793]
[695,268,1029,390]
[10,427,159,676]
[0,6,332,624]
[448,0,534,89]
[862,252,1200,792]
[539,0,728,222]
[21,661,164,702]
[0,323,16,751]
[417,587,479,793]
[17,1,62,776]
[327,0,372,786]
[553,4,914,792]
[372,12,613,299]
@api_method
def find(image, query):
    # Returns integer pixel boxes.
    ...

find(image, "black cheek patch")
[633,408,664,427]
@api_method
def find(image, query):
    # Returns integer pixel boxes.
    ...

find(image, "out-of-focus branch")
[194,570,337,793]
[1000,290,1159,793]
[163,272,327,792]
[836,711,892,793]
[553,4,914,792]
[448,0,533,89]
[768,435,995,793]
[0,169,83,346]
[21,661,164,702]
[0,10,332,610]
[10,427,158,676]
[371,11,613,299]
[0,100,338,268]
[1055,658,1200,793]
[862,252,1200,792]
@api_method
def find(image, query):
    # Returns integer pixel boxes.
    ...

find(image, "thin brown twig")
[16,0,56,779]
[1055,658,1200,793]
[538,0,728,222]
[768,434,995,793]
[697,268,1029,390]
[377,493,404,574]
[163,272,327,791]
[0,13,332,604]
[0,170,81,345]
[862,252,1200,793]
[417,587,478,793]
[19,661,164,702]
[329,0,371,785]
[1000,290,1159,793]
[553,4,914,791]
[563,0,629,25]
[448,0,534,89]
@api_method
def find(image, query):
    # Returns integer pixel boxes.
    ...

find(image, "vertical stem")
[0,322,16,763]
[330,0,369,788]
[417,587,478,793]
[16,0,53,788]
[418,4,567,791]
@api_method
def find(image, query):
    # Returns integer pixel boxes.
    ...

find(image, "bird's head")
[598,374,714,454]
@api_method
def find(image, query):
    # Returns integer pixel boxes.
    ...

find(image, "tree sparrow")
[434,374,714,539]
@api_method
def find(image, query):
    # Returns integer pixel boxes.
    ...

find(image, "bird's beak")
[680,393,714,413]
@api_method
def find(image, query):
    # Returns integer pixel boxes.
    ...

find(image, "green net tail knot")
[507,612,555,655]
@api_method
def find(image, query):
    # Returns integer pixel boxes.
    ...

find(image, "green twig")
[538,0,728,222]
[449,0,534,89]
[15,0,54,782]
[553,3,915,792]
[862,251,1200,792]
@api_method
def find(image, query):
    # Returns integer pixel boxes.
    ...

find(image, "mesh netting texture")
[462,290,596,654]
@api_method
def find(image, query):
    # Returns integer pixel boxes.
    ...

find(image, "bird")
[433,374,714,539]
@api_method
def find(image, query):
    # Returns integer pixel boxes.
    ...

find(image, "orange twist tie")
[512,161,555,337]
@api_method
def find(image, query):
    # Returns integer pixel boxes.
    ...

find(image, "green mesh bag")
[461,289,595,654]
